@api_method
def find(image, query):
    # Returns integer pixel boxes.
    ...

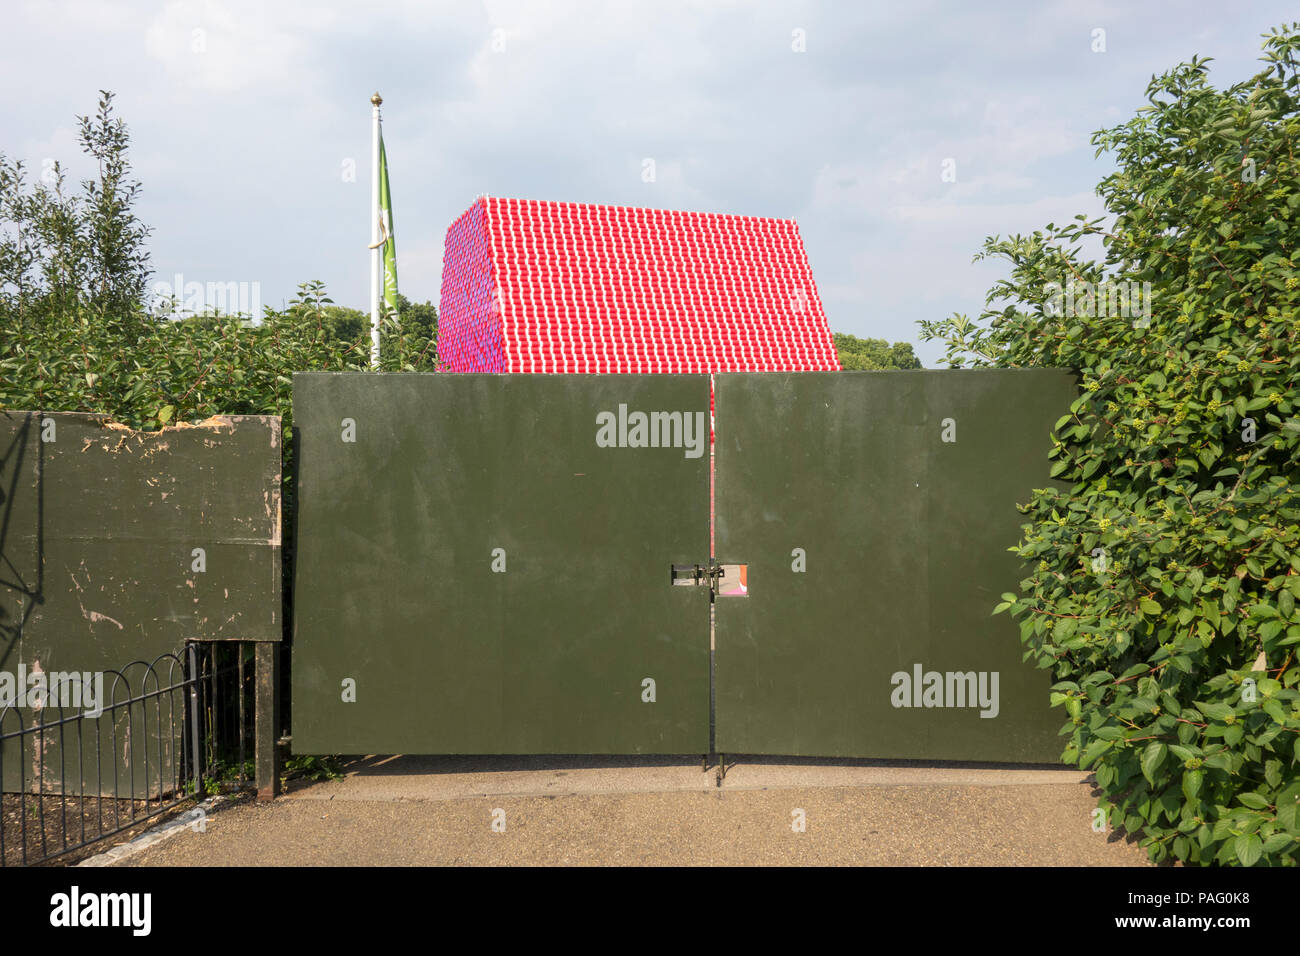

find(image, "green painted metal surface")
[0,411,282,795]
[713,370,1078,762]
[291,373,711,754]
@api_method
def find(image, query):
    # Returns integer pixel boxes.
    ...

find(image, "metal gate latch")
[671,563,717,586]
[671,563,746,595]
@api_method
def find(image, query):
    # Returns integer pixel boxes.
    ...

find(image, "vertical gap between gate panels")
[709,373,718,768]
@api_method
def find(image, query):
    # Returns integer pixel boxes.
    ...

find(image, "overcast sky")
[3,1,1294,365]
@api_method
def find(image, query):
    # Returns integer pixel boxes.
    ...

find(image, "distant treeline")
[832,332,923,370]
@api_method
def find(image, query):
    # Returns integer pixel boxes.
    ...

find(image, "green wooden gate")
[713,370,1078,761]
[291,370,1075,761]
[291,373,712,754]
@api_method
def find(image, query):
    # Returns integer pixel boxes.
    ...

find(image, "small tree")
[0,90,151,327]
[78,90,151,322]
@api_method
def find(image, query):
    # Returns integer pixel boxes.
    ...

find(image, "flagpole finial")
[371,92,383,106]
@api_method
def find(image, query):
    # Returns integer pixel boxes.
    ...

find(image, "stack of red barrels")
[436,196,841,375]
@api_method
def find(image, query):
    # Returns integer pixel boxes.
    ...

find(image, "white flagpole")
[369,92,382,369]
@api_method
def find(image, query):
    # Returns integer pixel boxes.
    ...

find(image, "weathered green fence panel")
[291,373,711,754]
[0,411,282,796]
[713,370,1078,762]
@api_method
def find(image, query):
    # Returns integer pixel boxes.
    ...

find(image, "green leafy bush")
[921,24,1300,865]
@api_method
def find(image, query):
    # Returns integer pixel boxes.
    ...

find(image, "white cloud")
[143,0,325,93]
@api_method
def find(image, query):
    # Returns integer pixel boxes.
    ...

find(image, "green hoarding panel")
[713,370,1078,762]
[291,373,711,754]
[0,411,282,796]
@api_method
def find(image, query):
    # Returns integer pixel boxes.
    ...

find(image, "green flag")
[378,133,398,315]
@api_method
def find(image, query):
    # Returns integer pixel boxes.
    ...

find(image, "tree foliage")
[920,24,1300,865]
[1,92,439,428]
[0,91,151,331]
[317,293,437,347]
[832,332,923,370]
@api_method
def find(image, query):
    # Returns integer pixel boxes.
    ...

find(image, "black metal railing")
[0,641,252,867]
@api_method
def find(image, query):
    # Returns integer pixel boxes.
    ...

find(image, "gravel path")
[109,755,1154,866]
